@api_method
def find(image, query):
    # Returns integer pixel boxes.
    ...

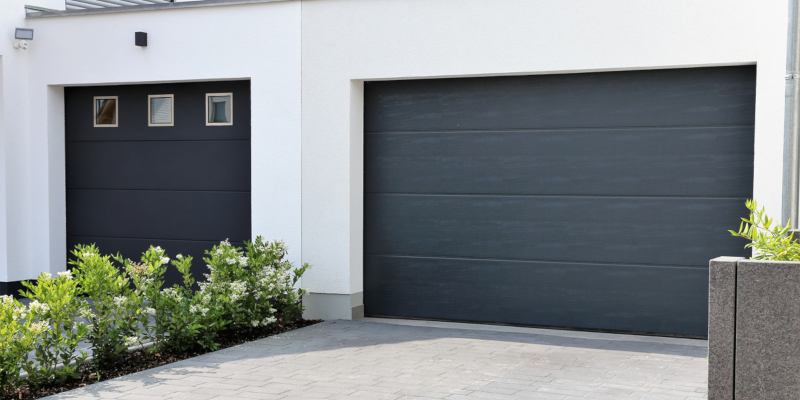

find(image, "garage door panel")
[65,81,250,142]
[365,67,756,133]
[67,236,245,287]
[365,194,749,268]
[364,67,755,336]
[365,125,753,197]
[66,141,251,191]
[67,189,250,242]
[364,255,709,336]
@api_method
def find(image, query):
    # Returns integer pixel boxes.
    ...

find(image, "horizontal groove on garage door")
[365,254,711,269]
[365,194,749,267]
[66,189,250,242]
[365,126,753,197]
[364,67,756,132]
[364,254,710,336]
[363,66,756,336]
[66,141,251,191]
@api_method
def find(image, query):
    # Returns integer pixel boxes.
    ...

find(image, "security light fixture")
[135,32,147,47]
[15,28,33,40]
[13,28,33,50]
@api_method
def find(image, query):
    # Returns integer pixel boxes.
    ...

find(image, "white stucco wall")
[0,0,65,283]
[300,0,787,308]
[3,0,302,281]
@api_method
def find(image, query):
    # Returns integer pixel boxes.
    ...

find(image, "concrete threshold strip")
[364,317,708,347]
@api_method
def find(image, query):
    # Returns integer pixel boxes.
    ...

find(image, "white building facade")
[0,0,790,334]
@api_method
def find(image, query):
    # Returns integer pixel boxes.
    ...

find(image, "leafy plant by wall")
[730,199,800,261]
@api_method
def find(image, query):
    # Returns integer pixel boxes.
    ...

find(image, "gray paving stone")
[42,319,708,400]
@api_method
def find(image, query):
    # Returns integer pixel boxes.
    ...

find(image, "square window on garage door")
[206,93,233,126]
[148,94,174,127]
[94,96,118,127]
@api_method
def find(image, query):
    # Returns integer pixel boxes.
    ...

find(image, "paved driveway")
[47,319,708,400]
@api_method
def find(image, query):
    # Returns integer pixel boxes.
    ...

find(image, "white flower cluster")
[42,272,53,280]
[0,294,14,306]
[145,307,156,315]
[228,281,248,302]
[161,288,181,300]
[225,255,248,267]
[78,307,94,320]
[30,321,50,335]
[124,336,139,347]
[190,304,209,316]
[29,300,50,314]
[57,270,73,280]
[112,296,127,307]
[250,316,277,328]
[176,254,183,259]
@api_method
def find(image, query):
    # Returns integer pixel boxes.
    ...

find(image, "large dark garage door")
[66,81,250,285]
[363,66,755,337]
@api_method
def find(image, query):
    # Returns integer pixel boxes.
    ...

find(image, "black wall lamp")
[135,32,147,47]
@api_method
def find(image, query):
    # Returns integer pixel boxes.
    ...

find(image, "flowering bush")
[201,237,310,332]
[70,245,140,370]
[114,246,170,350]
[20,272,89,387]
[0,296,44,396]
[0,236,310,393]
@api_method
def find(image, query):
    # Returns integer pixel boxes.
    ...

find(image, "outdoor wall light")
[13,28,33,50]
[135,32,147,47]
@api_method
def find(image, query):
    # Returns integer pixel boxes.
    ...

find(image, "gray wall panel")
[365,126,753,197]
[365,194,750,267]
[67,189,251,241]
[66,140,251,191]
[364,67,756,132]
[364,255,710,337]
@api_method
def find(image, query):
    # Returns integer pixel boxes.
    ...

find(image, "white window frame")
[205,92,234,126]
[148,94,175,127]
[93,96,119,128]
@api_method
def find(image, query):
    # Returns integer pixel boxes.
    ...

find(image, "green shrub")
[730,199,800,261]
[20,272,89,387]
[245,237,309,323]
[0,296,44,397]
[201,237,309,333]
[70,244,140,370]
[0,236,310,388]
[159,254,225,352]
[114,246,169,350]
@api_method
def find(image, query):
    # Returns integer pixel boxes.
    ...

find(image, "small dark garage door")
[363,66,755,337]
[65,80,250,285]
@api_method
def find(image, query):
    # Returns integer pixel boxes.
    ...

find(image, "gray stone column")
[708,257,742,400]
[735,259,800,399]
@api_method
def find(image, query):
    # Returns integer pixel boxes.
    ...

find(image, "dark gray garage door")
[363,66,755,337]
[65,81,250,286]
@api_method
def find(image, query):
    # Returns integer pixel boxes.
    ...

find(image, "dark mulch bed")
[4,319,321,400]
